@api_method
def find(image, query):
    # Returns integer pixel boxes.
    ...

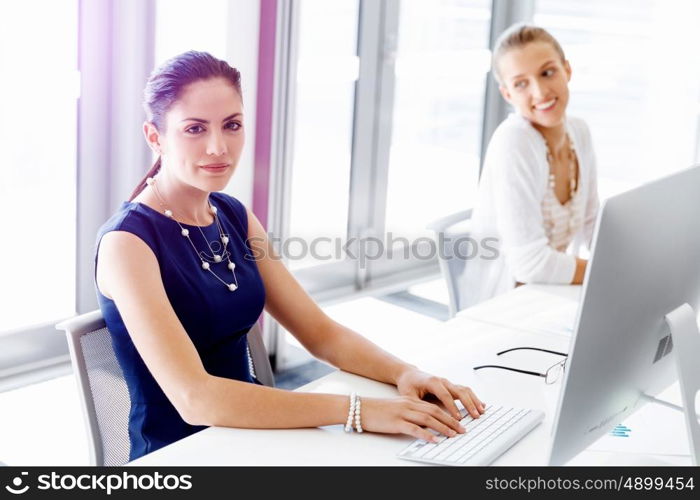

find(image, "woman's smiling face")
[157,77,245,193]
[497,41,572,129]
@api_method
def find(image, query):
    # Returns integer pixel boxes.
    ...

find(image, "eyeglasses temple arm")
[496,347,568,357]
[473,365,546,378]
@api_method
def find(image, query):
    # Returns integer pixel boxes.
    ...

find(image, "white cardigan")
[463,113,599,307]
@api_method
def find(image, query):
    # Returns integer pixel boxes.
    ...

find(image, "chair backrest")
[56,310,129,466]
[246,322,275,388]
[426,209,473,318]
[56,310,274,466]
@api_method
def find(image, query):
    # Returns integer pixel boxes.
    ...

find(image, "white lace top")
[541,157,585,252]
[542,186,585,252]
[463,113,599,308]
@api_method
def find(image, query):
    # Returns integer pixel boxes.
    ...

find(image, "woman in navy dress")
[95,51,484,461]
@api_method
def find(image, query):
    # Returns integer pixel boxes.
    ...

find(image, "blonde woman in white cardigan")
[465,24,599,307]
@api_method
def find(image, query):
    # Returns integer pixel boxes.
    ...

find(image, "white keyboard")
[397,404,544,466]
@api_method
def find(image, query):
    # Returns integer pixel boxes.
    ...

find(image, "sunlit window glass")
[385,0,492,240]
[0,0,79,332]
[535,0,700,198]
[288,0,360,270]
[155,0,229,64]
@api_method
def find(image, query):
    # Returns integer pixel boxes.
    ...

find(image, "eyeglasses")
[473,347,568,385]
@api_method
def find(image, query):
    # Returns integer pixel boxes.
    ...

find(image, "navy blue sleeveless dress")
[94,193,266,461]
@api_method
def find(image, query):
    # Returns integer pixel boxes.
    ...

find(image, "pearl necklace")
[146,177,239,292]
[545,133,578,200]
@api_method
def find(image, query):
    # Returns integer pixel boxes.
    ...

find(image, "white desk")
[130,286,690,466]
[458,284,582,338]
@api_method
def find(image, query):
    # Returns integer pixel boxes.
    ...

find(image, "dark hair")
[129,51,242,201]
[491,23,566,85]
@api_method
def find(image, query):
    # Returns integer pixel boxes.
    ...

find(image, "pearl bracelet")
[344,392,356,432]
[354,395,363,433]
[344,392,363,433]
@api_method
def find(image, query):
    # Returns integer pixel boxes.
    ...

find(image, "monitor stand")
[665,303,700,465]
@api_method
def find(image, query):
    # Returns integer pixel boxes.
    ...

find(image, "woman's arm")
[246,210,484,420]
[245,211,413,386]
[97,230,472,441]
[572,257,586,284]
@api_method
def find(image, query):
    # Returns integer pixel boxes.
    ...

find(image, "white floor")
[0,278,450,466]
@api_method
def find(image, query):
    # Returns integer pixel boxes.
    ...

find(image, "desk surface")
[458,284,582,337]
[130,286,690,466]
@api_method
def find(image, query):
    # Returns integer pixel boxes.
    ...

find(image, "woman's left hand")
[396,368,486,420]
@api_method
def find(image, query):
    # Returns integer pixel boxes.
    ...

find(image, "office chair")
[56,310,274,466]
[426,209,473,318]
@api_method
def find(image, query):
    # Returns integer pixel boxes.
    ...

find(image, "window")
[280,0,491,291]
[0,0,79,333]
[386,0,491,240]
[155,0,229,64]
[535,0,700,198]
[287,0,359,271]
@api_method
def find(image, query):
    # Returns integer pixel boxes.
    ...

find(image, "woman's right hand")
[360,396,466,443]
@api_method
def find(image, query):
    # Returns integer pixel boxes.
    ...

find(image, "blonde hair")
[491,23,566,85]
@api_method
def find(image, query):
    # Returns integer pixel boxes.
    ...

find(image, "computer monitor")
[548,165,700,465]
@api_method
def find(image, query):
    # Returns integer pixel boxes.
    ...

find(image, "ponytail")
[129,157,162,201]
